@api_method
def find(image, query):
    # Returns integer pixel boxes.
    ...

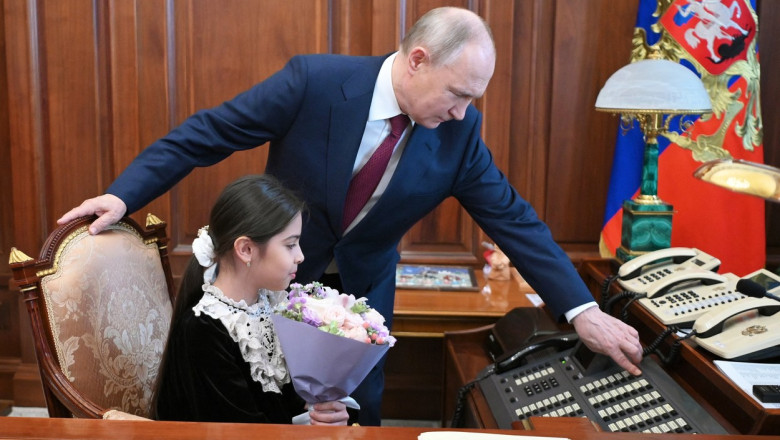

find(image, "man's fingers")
[88,215,119,235]
[599,332,643,376]
[57,195,127,234]
[611,350,642,376]
[57,205,91,225]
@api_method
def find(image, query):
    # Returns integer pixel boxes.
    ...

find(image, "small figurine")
[482,242,511,281]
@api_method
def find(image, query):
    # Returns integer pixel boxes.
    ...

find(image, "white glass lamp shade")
[694,159,780,202]
[595,59,712,114]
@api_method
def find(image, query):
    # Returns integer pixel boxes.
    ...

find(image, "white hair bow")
[192,226,217,283]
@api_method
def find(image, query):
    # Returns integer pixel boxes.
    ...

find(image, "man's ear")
[233,236,254,265]
[407,46,430,72]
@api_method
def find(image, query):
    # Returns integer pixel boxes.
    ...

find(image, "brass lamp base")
[616,198,674,263]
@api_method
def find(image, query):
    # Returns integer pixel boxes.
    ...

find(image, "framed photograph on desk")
[395,264,479,291]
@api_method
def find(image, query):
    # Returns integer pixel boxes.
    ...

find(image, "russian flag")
[600,0,765,276]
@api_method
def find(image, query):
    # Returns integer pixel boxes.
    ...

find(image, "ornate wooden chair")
[8,214,175,419]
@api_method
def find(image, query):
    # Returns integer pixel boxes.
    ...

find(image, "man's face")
[400,42,495,129]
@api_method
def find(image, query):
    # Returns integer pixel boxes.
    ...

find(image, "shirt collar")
[368,52,404,122]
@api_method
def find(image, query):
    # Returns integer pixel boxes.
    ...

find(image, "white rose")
[304,298,329,323]
[362,308,385,326]
[337,293,357,310]
[317,301,346,327]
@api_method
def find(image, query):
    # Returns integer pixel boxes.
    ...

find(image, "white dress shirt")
[342,52,412,234]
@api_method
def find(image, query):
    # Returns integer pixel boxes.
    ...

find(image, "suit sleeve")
[451,110,595,321]
[107,56,310,213]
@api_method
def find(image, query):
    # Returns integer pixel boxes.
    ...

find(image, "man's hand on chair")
[58,194,127,235]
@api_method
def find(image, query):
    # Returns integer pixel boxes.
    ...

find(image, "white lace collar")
[192,284,290,393]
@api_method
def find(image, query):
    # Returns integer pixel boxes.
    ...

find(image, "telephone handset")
[693,297,780,338]
[494,332,579,373]
[693,296,780,360]
[642,270,726,299]
[637,272,745,326]
[616,247,721,295]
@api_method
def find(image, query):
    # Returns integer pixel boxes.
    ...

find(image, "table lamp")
[595,52,712,262]
[694,158,780,202]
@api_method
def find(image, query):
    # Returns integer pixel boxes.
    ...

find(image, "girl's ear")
[233,236,254,266]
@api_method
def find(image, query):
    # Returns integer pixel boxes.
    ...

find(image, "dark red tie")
[342,114,410,231]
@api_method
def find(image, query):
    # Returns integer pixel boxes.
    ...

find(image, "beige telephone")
[637,272,748,326]
[692,269,780,360]
[617,247,722,296]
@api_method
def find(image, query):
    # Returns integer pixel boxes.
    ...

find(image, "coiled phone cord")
[450,380,476,428]
[642,325,696,366]
[450,366,495,428]
[602,290,642,318]
[600,273,620,310]
[620,295,644,322]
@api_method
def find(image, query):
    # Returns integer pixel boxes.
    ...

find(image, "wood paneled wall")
[0,0,777,407]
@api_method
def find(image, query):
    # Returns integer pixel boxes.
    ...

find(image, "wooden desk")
[384,269,535,421]
[0,416,772,440]
[393,268,536,336]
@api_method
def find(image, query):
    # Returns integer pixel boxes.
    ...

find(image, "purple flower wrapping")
[271,314,389,403]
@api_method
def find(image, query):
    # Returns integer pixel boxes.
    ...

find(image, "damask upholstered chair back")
[9,214,175,419]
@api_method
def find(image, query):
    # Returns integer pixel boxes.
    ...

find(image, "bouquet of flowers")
[272,282,396,404]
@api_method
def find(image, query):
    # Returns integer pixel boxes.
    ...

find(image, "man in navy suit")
[60,7,642,426]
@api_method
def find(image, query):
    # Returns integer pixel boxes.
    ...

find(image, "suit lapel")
[384,126,439,198]
[325,58,384,232]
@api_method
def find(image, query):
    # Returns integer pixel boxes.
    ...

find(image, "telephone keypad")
[637,272,745,326]
[637,268,673,287]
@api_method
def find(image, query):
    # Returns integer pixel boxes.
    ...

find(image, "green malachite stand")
[616,199,674,262]
[616,128,674,263]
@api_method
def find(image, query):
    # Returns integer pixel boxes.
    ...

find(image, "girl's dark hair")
[151,174,305,418]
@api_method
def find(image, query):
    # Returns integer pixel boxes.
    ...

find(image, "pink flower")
[342,311,364,330]
[343,326,371,343]
[277,282,395,347]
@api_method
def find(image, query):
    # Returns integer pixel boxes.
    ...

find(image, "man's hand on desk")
[571,306,643,376]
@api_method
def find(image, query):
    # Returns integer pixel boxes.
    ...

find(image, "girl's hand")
[309,400,349,425]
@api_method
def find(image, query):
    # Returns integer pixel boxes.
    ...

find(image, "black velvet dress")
[155,309,306,423]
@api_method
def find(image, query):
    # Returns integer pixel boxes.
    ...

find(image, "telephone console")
[616,247,721,295]
[478,342,726,433]
[637,273,747,326]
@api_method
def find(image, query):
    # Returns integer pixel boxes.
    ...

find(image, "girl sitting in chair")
[152,174,349,425]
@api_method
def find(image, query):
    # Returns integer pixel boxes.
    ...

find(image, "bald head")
[400,7,495,67]
[392,7,496,128]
